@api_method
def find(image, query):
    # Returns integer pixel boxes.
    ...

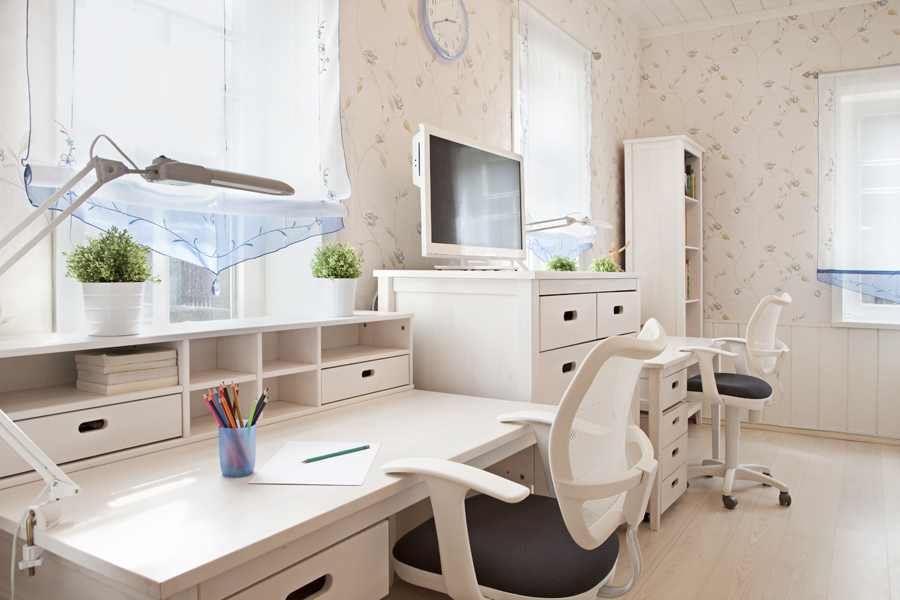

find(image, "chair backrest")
[746,292,791,376]
[548,319,665,548]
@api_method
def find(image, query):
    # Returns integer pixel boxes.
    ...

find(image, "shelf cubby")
[188,334,258,391]
[261,329,318,377]
[321,319,410,368]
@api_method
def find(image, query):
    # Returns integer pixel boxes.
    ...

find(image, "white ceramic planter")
[82,282,145,336]
[326,278,357,317]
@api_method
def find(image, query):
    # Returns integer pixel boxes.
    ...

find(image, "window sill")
[831,319,900,330]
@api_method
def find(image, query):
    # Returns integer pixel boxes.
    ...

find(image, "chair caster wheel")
[723,495,738,510]
[762,472,772,487]
[779,492,792,507]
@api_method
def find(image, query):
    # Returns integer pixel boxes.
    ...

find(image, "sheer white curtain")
[516,2,592,261]
[818,65,900,318]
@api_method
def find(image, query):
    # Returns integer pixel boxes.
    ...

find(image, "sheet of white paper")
[249,441,380,486]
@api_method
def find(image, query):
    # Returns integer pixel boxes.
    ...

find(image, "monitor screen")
[428,136,523,251]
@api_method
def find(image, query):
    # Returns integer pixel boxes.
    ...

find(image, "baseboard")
[699,418,900,447]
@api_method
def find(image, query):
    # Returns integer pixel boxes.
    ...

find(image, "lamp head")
[142,156,295,196]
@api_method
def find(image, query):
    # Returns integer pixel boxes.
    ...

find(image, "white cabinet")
[375,271,641,406]
[625,135,704,337]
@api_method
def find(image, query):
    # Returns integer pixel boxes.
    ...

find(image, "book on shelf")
[78,366,178,386]
[76,358,176,375]
[686,260,691,300]
[74,346,176,367]
[76,376,179,396]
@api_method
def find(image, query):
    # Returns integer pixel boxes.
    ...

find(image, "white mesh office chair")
[679,292,792,510]
[383,320,666,600]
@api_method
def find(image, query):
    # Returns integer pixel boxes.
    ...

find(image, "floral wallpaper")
[640,0,900,324]
[338,0,642,306]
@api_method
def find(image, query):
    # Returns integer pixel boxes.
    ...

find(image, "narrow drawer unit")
[228,521,389,600]
[0,394,182,478]
[539,294,597,351]
[595,291,640,339]
[660,462,688,513]
[659,432,688,481]
[660,401,689,449]
[321,355,410,404]
[534,340,599,406]
[639,368,688,413]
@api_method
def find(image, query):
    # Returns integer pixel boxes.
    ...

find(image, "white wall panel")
[763,325,792,425]
[789,327,819,428]
[818,328,848,431]
[848,329,878,435]
[877,330,900,437]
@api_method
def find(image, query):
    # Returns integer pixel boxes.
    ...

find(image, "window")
[26,0,347,329]
[818,65,900,324]
[514,2,593,267]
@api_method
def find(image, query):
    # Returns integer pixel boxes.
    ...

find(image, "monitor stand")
[434,259,527,271]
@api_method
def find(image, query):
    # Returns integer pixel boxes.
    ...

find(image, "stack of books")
[75,346,178,396]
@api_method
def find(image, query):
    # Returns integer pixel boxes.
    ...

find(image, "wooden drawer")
[596,291,640,339]
[535,340,599,406]
[321,355,409,404]
[660,462,688,513]
[228,521,389,600]
[0,394,182,479]
[638,368,688,413]
[539,294,597,351]
[659,432,688,480]
[661,401,689,449]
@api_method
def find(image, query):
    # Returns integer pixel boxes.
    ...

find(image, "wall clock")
[422,0,469,61]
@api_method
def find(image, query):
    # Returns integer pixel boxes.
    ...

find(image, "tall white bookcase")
[624,136,703,337]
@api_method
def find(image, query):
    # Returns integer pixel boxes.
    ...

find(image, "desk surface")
[0,391,549,599]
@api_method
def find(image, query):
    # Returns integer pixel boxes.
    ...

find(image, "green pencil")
[302,445,370,464]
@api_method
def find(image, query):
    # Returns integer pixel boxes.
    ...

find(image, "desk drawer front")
[596,291,639,339]
[228,521,389,600]
[321,355,409,404]
[535,341,598,406]
[661,402,689,449]
[0,394,182,479]
[660,462,688,513]
[660,369,688,412]
[539,294,597,351]
[660,432,688,480]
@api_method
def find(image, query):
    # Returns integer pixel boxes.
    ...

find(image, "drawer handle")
[562,362,576,374]
[671,447,680,458]
[362,369,375,378]
[672,380,680,390]
[563,310,578,322]
[671,477,679,488]
[289,574,330,598]
[78,419,106,433]
[672,416,680,427]
[613,305,624,315]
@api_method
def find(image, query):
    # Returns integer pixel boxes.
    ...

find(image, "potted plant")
[545,254,578,272]
[64,227,159,336]
[310,240,364,317]
[589,256,620,273]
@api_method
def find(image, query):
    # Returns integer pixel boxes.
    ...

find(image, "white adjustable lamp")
[525,214,612,234]
[0,138,297,534]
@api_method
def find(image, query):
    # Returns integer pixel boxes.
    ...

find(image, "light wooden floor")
[385,421,900,600]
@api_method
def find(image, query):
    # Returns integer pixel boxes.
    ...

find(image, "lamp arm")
[0,409,79,530]
[0,158,135,278]
[525,216,575,233]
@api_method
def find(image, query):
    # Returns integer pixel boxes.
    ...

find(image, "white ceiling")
[605,0,875,37]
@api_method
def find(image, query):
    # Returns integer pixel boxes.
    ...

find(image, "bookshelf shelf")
[189,369,257,391]
[684,195,699,204]
[262,360,317,378]
[321,345,408,368]
[0,384,183,421]
[685,246,700,252]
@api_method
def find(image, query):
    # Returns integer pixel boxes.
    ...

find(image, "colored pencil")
[232,381,244,426]
[204,396,226,428]
[218,390,238,428]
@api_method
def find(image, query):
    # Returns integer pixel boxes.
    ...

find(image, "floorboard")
[383,423,899,600]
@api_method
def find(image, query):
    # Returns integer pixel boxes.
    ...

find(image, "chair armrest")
[499,410,557,498]
[678,345,739,359]
[383,457,529,503]
[383,458,529,600]
[677,346,732,404]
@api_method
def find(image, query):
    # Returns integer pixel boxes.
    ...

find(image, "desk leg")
[648,371,662,531]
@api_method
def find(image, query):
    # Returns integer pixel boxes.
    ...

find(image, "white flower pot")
[82,282,145,336]
[326,278,357,317]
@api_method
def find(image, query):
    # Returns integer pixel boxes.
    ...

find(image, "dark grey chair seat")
[392,493,619,599]
[687,372,772,399]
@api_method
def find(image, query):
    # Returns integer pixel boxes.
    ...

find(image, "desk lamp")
[525,214,612,234]
[0,137,294,538]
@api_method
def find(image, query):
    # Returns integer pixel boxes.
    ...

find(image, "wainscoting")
[702,321,900,439]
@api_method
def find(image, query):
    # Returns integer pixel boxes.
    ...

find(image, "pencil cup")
[218,423,256,478]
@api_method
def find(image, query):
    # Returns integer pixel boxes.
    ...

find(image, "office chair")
[679,294,792,510]
[383,320,666,600]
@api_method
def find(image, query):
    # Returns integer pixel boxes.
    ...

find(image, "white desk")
[638,336,717,530]
[0,390,549,600]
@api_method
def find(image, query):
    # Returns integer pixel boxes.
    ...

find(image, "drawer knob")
[563,310,578,322]
[672,380,679,390]
[78,419,106,433]
[613,305,624,315]
[672,416,680,426]
[561,362,576,374]
[362,369,375,378]
[671,477,679,488]
[671,447,679,458]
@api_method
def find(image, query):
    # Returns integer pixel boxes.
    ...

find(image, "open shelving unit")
[0,312,413,490]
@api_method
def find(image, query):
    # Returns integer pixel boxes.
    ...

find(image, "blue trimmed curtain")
[517,2,594,260]
[818,65,900,303]
[23,0,349,276]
